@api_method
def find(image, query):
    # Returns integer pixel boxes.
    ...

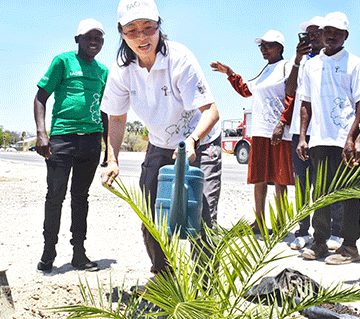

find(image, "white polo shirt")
[247,59,292,141]
[289,54,313,135]
[298,48,360,149]
[101,41,220,149]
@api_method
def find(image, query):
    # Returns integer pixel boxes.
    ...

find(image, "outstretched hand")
[210,61,234,77]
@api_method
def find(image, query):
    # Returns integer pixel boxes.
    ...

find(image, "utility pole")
[22,132,26,152]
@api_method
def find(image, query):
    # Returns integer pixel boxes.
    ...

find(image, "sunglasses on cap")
[258,42,278,50]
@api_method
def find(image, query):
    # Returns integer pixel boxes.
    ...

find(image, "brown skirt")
[247,136,294,185]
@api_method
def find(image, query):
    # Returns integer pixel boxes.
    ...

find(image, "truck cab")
[221,110,252,164]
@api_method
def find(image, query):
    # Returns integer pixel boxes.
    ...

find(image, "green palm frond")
[56,159,360,318]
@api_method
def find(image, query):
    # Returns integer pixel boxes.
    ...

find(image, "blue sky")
[1,0,360,134]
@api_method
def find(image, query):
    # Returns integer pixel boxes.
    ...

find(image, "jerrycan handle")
[169,141,188,231]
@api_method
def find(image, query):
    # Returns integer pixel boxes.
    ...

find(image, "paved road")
[0,151,247,183]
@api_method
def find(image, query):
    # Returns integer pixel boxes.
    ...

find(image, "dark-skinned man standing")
[34,19,108,272]
[296,12,360,265]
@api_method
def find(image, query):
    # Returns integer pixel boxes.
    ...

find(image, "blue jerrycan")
[155,141,204,239]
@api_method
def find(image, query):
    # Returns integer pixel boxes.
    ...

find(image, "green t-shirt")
[37,51,109,136]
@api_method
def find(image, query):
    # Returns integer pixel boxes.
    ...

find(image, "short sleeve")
[172,50,214,110]
[37,55,64,95]
[351,63,360,104]
[297,62,311,102]
[100,62,130,116]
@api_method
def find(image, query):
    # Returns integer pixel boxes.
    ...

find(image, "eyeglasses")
[258,42,277,50]
[122,25,159,39]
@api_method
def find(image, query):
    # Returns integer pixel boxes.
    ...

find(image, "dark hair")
[117,18,168,67]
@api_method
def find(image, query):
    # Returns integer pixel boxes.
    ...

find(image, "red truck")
[221,110,252,164]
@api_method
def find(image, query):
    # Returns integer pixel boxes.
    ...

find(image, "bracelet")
[293,63,300,68]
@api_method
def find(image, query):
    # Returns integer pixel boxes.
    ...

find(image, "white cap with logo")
[320,12,349,31]
[77,18,105,36]
[117,0,160,26]
[300,16,325,31]
[254,30,285,47]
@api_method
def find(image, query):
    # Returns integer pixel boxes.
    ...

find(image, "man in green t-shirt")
[34,18,109,272]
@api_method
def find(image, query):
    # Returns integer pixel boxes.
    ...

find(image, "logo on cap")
[126,1,150,11]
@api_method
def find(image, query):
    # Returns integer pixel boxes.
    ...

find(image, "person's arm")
[296,101,312,161]
[285,42,311,96]
[173,103,219,163]
[210,61,252,97]
[343,101,360,166]
[34,87,51,159]
[101,113,127,187]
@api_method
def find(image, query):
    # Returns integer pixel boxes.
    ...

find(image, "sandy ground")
[1,151,360,318]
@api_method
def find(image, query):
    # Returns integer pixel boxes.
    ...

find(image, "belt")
[76,132,99,136]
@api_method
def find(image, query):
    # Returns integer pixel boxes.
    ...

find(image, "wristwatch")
[190,134,200,149]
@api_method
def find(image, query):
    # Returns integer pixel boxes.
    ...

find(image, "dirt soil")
[1,151,360,319]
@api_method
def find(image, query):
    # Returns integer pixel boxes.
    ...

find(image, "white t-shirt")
[298,48,360,149]
[100,41,220,149]
[289,54,313,135]
[247,60,292,141]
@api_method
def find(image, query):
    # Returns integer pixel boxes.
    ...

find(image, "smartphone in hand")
[298,32,311,45]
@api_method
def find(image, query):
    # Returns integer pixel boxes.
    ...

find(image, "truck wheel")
[235,144,250,164]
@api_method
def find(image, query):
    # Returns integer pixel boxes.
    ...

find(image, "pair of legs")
[248,137,294,230]
[253,182,287,228]
[139,136,222,274]
[310,146,359,245]
[292,135,343,238]
[302,146,360,263]
[38,133,101,271]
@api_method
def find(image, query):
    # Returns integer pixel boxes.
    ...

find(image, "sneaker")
[326,235,343,250]
[290,235,311,250]
[325,245,360,265]
[302,241,329,260]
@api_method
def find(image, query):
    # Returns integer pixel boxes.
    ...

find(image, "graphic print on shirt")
[90,93,102,124]
[161,86,172,96]
[165,110,196,144]
[330,97,354,129]
[197,81,207,94]
[262,97,284,124]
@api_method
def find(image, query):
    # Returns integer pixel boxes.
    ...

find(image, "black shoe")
[71,252,99,271]
[37,250,56,272]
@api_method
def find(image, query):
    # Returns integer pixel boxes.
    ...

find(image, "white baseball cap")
[77,18,105,36]
[117,0,160,26]
[300,16,325,31]
[320,12,349,31]
[255,30,285,47]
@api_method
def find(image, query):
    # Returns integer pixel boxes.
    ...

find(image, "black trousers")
[43,133,101,250]
[310,146,360,244]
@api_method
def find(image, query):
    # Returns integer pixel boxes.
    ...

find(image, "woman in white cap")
[101,0,222,275]
[211,30,294,234]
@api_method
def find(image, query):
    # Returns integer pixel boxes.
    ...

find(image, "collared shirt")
[101,41,220,149]
[298,48,360,148]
